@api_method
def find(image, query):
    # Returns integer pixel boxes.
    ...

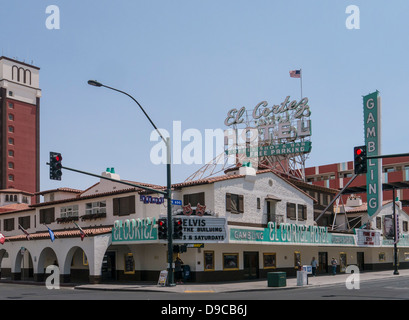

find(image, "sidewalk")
[75,269,409,293]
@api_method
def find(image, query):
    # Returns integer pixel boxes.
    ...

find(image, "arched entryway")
[36,247,59,282]
[0,249,10,279]
[62,246,90,284]
[13,247,34,281]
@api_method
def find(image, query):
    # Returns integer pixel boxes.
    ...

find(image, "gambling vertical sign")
[363,91,382,217]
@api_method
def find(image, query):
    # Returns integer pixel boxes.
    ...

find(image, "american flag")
[289,69,301,78]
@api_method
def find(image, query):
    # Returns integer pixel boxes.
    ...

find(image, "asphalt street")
[1,276,409,300]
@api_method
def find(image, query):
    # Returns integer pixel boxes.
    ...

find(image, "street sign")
[171,199,182,206]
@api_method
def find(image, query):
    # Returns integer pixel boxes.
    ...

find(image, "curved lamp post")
[88,80,174,286]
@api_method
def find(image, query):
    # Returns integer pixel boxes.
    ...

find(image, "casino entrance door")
[244,252,259,279]
[318,252,328,274]
[101,251,116,282]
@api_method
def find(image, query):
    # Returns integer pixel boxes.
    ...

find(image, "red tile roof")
[0,203,31,215]
[4,226,113,242]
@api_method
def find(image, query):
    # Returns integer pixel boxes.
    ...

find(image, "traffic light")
[157,218,168,240]
[173,217,183,240]
[49,152,63,180]
[354,146,367,174]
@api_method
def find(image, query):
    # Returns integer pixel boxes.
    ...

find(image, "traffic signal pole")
[46,162,168,196]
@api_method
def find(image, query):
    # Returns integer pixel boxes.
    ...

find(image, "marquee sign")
[173,216,227,243]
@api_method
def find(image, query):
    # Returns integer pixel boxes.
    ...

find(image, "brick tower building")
[0,57,40,198]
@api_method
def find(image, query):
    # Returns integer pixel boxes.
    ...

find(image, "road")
[1,276,408,301]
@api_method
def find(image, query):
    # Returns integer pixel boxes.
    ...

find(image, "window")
[266,200,277,224]
[18,216,30,230]
[6,194,17,202]
[403,221,408,232]
[376,217,381,229]
[257,198,261,209]
[8,114,14,121]
[8,162,14,169]
[263,253,276,269]
[204,251,215,271]
[86,201,107,215]
[8,91,13,97]
[183,192,205,207]
[223,253,239,270]
[4,218,15,231]
[8,150,14,157]
[8,102,14,109]
[286,202,296,220]
[60,205,79,218]
[225,193,244,213]
[298,204,307,220]
[8,138,14,145]
[8,174,14,181]
[40,208,55,224]
[113,196,135,216]
[322,194,329,206]
[8,126,14,133]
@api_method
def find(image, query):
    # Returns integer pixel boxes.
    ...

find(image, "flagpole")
[300,68,303,99]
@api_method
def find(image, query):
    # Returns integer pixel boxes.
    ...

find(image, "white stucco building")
[0,167,408,284]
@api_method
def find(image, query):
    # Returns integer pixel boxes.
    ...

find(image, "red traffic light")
[356,148,362,156]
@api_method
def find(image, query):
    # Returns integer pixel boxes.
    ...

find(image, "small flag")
[74,222,86,241]
[18,224,31,240]
[289,69,301,78]
[0,233,5,244]
[45,225,55,242]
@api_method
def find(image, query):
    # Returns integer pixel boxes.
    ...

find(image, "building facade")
[305,157,409,222]
[0,57,41,200]
[0,167,408,284]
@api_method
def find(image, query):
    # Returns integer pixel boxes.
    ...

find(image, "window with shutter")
[113,196,135,216]
[183,192,205,206]
[226,193,231,211]
[286,203,296,220]
[226,193,243,214]
[40,208,55,224]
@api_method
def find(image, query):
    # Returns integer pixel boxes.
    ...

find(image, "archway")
[62,246,90,284]
[36,247,58,282]
[14,247,34,281]
[0,249,10,279]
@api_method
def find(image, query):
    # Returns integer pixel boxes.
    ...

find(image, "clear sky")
[1,0,409,192]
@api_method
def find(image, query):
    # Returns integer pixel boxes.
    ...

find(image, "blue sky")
[1,0,409,191]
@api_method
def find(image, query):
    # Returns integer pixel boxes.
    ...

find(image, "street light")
[88,80,174,286]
